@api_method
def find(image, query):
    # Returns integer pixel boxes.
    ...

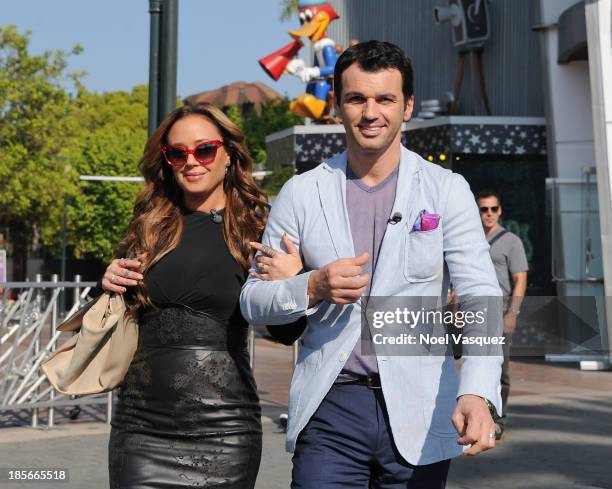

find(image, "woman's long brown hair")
[119,103,269,314]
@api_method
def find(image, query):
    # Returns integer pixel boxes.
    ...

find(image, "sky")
[1,0,305,100]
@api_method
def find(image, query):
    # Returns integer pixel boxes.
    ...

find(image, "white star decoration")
[287,125,544,162]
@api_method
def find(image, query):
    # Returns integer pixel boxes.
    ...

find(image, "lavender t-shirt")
[336,163,399,381]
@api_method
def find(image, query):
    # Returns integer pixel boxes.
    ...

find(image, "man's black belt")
[342,374,382,389]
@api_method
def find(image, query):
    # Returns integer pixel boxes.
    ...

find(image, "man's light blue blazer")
[240,145,503,465]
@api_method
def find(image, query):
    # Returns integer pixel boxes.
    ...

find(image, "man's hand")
[452,394,496,456]
[307,253,369,307]
[503,312,517,335]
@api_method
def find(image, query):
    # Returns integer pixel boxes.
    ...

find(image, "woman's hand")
[102,258,144,294]
[249,233,303,281]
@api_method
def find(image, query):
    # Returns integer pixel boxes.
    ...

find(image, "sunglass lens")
[166,147,186,166]
[194,144,218,164]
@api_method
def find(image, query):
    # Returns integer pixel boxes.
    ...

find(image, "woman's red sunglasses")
[161,140,224,168]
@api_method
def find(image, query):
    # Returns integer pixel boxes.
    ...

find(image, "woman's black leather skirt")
[108,306,262,489]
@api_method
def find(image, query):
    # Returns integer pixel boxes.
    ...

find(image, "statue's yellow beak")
[289,11,331,42]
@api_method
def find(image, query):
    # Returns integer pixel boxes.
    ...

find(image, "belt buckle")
[366,376,381,389]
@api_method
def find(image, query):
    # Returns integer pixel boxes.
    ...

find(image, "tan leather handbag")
[41,293,138,395]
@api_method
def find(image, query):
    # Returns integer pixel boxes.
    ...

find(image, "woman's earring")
[225,161,231,174]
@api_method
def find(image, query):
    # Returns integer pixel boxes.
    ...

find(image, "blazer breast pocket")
[402,227,444,282]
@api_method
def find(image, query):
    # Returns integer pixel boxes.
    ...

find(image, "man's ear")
[403,95,415,122]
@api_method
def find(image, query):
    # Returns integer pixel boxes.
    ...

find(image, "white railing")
[0,275,297,430]
[0,275,113,428]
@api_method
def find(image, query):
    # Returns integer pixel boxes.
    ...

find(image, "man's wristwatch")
[508,307,520,316]
[482,397,500,420]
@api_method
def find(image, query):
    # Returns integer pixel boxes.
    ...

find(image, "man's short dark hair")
[334,40,414,105]
[476,189,502,207]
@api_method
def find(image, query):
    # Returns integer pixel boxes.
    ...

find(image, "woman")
[101,103,302,488]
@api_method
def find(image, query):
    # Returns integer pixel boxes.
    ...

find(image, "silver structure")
[0,276,112,428]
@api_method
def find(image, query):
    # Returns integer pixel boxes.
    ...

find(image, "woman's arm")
[248,233,303,281]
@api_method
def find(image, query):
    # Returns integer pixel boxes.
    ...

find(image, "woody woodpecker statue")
[259,0,340,121]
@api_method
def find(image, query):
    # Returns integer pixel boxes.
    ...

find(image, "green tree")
[260,165,296,197]
[279,0,299,20]
[225,104,244,131]
[0,25,83,279]
[243,99,303,164]
[63,86,148,261]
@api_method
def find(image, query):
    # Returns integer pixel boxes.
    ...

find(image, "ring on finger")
[110,274,116,284]
[261,245,277,258]
[123,269,130,278]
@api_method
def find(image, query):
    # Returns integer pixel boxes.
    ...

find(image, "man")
[241,41,503,488]
[477,189,528,440]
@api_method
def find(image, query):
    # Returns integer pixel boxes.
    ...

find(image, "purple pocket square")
[412,209,440,232]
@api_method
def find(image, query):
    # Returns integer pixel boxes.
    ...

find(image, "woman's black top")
[145,208,247,327]
[109,207,262,489]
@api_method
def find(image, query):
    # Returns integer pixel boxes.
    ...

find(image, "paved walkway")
[1,339,611,489]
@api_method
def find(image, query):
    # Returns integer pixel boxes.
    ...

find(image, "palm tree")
[279,0,298,20]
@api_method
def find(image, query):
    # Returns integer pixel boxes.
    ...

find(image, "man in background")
[477,189,528,440]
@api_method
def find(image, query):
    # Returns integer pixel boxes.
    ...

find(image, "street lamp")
[148,0,179,135]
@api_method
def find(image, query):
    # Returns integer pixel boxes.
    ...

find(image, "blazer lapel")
[369,146,422,295]
[316,150,355,259]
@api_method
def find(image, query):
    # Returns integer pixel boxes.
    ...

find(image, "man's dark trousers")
[291,383,451,488]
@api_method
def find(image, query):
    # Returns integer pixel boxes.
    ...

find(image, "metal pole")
[34,275,42,358]
[48,274,58,428]
[60,197,67,313]
[158,0,179,124]
[248,326,255,369]
[73,274,81,312]
[292,342,299,372]
[585,0,612,366]
[148,0,162,135]
[32,274,42,429]
[106,391,113,424]
[1,288,6,337]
